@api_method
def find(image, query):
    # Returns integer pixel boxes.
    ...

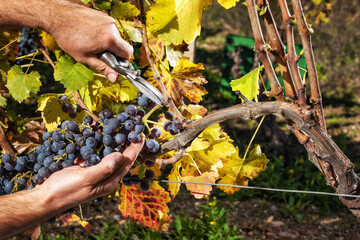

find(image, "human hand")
[47,1,133,82]
[36,139,144,212]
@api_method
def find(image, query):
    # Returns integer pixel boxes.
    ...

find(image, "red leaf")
[119,184,171,231]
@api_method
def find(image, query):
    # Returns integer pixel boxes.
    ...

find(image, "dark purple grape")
[130,175,140,185]
[36,153,45,163]
[61,105,68,113]
[140,180,150,191]
[146,139,159,153]
[4,162,15,171]
[42,132,52,141]
[68,154,76,161]
[114,133,126,145]
[103,109,113,119]
[56,141,66,150]
[82,148,95,160]
[61,120,69,130]
[132,115,142,125]
[114,145,124,153]
[117,112,128,122]
[49,162,62,172]
[83,115,93,125]
[170,126,180,135]
[4,180,14,193]
[128,131,141,143]
[135,124,145,134]
[145,169,155,179]
[165,111,174,120]
[164,121,172,132]
[33,174,44,185]
[59,95,68,102]
[173,118,182,130]
[29,152,37,162]
[76,136,86,147]
[125,105,137,116]
[83,128,94,138]
[2,153,11,163]
[137,96,149,107]
[44,156,54,167]
[107,118,120,130]
[151,128,162,139]
[103,125,114,135]
[62,160,74,168]
[136,92,143,99]
[136,109,145,117]
[39,167,51,179]
[124,120,135,131]
[122,178,132,186]
[18,178,27,187]
[67,121,79,132]
[88,154,101,165]
[103,147,113,156]
[94,131,103,142]
[34,163,42,172]
[102,135,114,146]
[86,137,98,148]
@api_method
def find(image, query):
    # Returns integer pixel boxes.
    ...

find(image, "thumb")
[85,56,118,82]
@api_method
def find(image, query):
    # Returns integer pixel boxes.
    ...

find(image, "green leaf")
[0,95,6,107]
[230,65,263,102]
[54,55,93,92]
[6,65,41,102]
[37,94,86,131]
[312,0,322,5]
[111,2,140,20]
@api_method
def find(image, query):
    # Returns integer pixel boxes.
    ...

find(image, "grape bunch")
[16,28,37,64]
[0,92,175,195]
[59,95,83,118]
[163,111,184,135]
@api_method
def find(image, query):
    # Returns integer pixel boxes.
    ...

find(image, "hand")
[48,2,133,82]
[36,139,144,212]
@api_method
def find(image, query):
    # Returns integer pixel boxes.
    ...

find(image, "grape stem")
[155,149,185,168]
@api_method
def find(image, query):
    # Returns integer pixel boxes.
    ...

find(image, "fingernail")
[107,73,117,82]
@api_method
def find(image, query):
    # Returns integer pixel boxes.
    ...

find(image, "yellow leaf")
[179,104,207,120]
[218,145,269,194]
[146,0,215,44]
[167,160,182,198]
[111,2,140,20]
[39,31,59,51]
[218,0,241,9]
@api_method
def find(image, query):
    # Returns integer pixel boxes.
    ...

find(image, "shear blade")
[130,77,164,106]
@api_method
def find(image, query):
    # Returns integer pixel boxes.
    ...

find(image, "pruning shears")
[98,51,164,106]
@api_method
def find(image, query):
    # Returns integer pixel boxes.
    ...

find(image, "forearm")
[0,188,59,238]
[0,0,78,32]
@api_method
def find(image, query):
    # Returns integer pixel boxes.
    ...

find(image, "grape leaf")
[146,0,214,44]
[230,65,263,102]
[78,76,137,112]
[6,65,41,102]
[60,213,92,234]
[167,160,182,198]
[0,54,10,81]
[218,145,269,194]
[54,55,94,92]
[111,2,140,20]
[179,104,207,120]
[37,94,86,131]
[139,40,165,68]
[217,0,241,9]
[0,95,6,107]
[146,57,207,106]
[165,43,189,67]
[119,183,171,231]
[39,31,59,51]
[118,20,142,43]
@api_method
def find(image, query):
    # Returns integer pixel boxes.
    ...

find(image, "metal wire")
[124,177,360,198]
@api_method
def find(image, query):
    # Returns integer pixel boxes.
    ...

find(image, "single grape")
[66,143,76,154]
[67,121,79,132]
[32,174,44,185]
[62,160,74,168]
[103,147,113,156]
[56,141,66,150]
[34,163,42,172]
[145,169,155,179]
[114,133,126,145]
[88,154,101,165]
[163,121,172,132]
[135,124,145,134]
[173,118,182,130]
[59,95,68,102]
[150,128,162,139]
[49,162,62,172]
[128,131,141,143]
[4,162,15,171]
[68,153,76,161]
[76,136,86,147]
[61,120,69,130]
[58,149,67,156]
[114,145,124,153]
[42,132,52,141]
[44,156,54,167]
[164,111,174,120]
[18,178,27,187]
[125,105,137,116]
[83,128,94,138]
[124,120,135,131]
[4,181,14,194]
[36,145,44,154]
[86,137,98,148]
[83,115,93,125]
[103,125,114,135]
[117,112,128,122]
[102,109,113,119]
[107,118,120,130]
[122,178,132,186]
[61,105,68,113]
[39,167,51,179]
[132,115,142,125]
[29,152,37,162]
[82,148,95,160]
[136,109,145,117]
[2,153,11,163]
[94,131,103,142]
[170,126,180,135]
[136,92,143,99]
[146,139,159,153]
[140,180,150,191]
[137,96,148,107]
[102,135,114,146]
[36,153,46,163]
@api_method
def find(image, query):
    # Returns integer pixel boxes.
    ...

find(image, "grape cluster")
[16,28,37,64]
[0,93,170,195]
[163,111,184,135]
[59,95,83,118]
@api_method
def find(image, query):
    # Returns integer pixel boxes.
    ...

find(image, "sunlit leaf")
[218,145,269,194]
[146,0,214,44]
[60,213,92,234]
[119,183,171,231]
[218,0,241,9]
[6,65,41,102]
[37,94,85,131]
[167,160,182,198]
[54,55,94,92]
[39,31,59,51]
[230,65,263,102]
[111,2,140,20]
[0,95,6,107]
